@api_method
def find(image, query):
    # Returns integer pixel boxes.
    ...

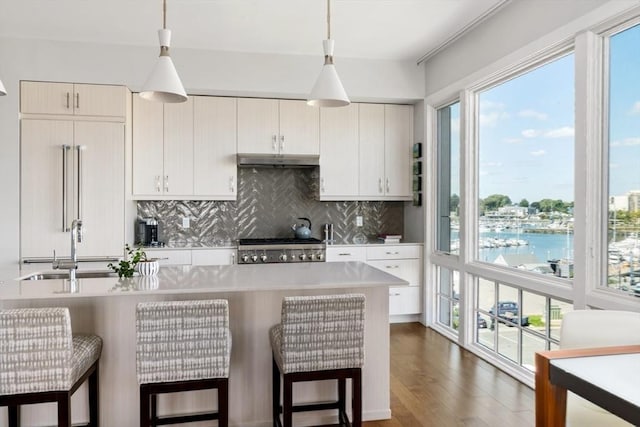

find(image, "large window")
[607,23,640,297]
[437,102,460,254]
[477,54,575,277]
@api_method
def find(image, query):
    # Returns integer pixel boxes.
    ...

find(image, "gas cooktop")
[237,237,326,264]
[238,238,323,245]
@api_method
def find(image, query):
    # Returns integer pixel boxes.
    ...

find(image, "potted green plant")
[108,245,158,278]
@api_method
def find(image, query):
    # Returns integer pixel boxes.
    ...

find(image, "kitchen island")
[0,261,404,426]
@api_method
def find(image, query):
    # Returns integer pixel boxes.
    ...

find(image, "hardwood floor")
[364,323,535,427]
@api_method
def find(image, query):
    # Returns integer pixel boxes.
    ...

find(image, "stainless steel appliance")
[136,217,159,246]
[237,238,326,264]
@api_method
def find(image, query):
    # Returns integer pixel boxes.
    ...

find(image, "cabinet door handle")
[385,251,400,255]
[378,178,383,193]
[320,177,325,193]
[390,292,401,296]
[66,92,70,109]
[338,253,352,256]
[75,93,80,109]
[164,175,169,192]
[272,135,277,152]
[155,175,161,193]
[280,135,285,152]
[229,176,235,193]
[386,177,390,193]
[386,265,400,269]
[231,253,236,264]
[76,145,84,220]
[61,145,71,231]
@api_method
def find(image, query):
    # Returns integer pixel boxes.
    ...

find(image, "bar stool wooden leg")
[140,385,151,427]
[57,393,71,427]
[283,375,293,427]
[8,405,19,427]
[338,378,347,424]
[89,363,100,427]
[272,357,281,426]
[219,379,229,427]
[352,369,362,427]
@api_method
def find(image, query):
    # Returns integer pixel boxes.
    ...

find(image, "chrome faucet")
[52,219,83,281]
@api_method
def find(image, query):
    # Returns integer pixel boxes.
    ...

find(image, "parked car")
[489,301,530,329]
[477,313,488,329]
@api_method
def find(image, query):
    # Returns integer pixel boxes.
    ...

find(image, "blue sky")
[478,53,575,203]
[447,24,640,205]
[609,24,640,198]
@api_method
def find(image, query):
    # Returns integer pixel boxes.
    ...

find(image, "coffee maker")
[136,217,159,246]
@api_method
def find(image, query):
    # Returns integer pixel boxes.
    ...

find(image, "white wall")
[0,37,423,264]
[403,99,425,243]
[423,0,608,96]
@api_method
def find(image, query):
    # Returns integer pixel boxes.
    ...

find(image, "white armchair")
[559,309,640,427]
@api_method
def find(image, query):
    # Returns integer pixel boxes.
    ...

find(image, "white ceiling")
[0,0,508,62]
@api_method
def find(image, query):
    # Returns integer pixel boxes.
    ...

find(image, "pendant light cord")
[163,0,167,30]
[327,0,331,40]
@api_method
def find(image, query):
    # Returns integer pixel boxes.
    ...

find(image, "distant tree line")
[449,194,574,215]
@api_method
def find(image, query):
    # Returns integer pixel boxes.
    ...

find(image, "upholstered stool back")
[136,299,231,427]
[0,307,102,427]
[270,294,366,427]
[136,299,231,384]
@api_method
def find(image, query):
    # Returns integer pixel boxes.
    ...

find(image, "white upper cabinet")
[163,98,194,196]
[132,95,164,196]
[319,103,359,199]
[21,81,126,117]
[237,98,319,155]
[278,100,320,155]
[132,95,194,197]
[193,96,237,199]
[357,103,413,200]
[319,102,413,201]
[384,104,413,198]
[132,94,237,200]
[358,103,386,198]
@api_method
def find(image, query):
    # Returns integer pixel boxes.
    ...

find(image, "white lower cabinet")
[192,249,236,266]
[325,246,366,262]
[389,286,421,316]
[146,250,192,266]
[145,248,236,266]
[326,244,423,321]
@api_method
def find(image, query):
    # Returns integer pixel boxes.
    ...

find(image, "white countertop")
[0,261,408,301]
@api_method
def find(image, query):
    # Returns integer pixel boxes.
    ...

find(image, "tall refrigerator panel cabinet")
[20,120,125,259]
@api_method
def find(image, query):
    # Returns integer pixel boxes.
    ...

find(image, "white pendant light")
[307,0,349,108]
[140,0,187,103]
[0,78,6,96]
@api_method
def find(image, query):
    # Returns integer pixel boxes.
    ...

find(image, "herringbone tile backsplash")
[138,168,404,246]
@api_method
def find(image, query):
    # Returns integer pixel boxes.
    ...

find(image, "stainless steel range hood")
[237,153,320,168]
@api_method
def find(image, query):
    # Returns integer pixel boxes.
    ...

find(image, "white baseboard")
[390,313,421,323]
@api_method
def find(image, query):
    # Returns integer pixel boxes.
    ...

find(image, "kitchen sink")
[22,271,118,280]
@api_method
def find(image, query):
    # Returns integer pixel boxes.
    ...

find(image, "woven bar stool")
[270,294,365,427]
[0,307,102,427]
[136,299,231,427]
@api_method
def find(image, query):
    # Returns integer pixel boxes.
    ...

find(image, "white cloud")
[481,161,503,168]
[629,101,640,115]
[503,137,523,144]
[479,111,510,127]
[544,127,574,138]
[530,150,546,157]
[479,100,509,127]
[522,129,541,138]
[517,109,548,120]
[610,137,640,147]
